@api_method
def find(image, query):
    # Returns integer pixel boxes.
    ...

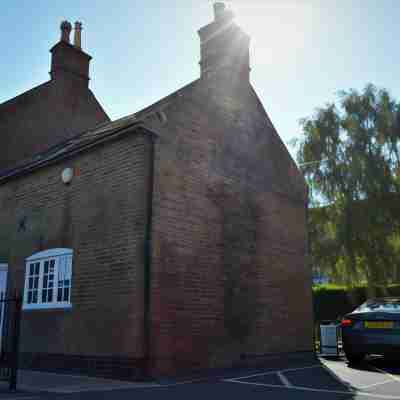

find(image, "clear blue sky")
[2,0,400,159]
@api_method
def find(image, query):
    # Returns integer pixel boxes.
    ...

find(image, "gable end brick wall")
[141,81,313,375]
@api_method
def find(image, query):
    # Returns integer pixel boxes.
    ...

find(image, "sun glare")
[231,1,315,67]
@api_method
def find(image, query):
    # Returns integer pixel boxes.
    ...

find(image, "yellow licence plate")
[364,321,394,329]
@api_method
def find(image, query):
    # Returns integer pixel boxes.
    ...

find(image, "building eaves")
[0,77,200,185]
[0,114,157,184]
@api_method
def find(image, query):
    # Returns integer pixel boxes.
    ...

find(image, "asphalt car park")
[77,356,400,400]
[219,356,400,400]
[321,355,400,399]
[1,355,400,400]
[114,356,400,400]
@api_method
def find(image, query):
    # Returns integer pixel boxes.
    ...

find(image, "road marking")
[17,377,213,393]
[321,358,399,390]
[359,379,395,389]
[319,361,353,390]
[370,365,400,384]
[227,364,321,380]
[224,379,400,399]
[277,372,292,387]
[0,397,39,400]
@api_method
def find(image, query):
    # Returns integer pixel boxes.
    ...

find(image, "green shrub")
[313,284,400,323]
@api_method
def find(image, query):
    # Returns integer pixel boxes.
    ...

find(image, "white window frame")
[23,248,73,310]
[0,264,8,352]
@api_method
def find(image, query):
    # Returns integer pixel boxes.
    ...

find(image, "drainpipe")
[305,187,317,356]
[143,130,156,378]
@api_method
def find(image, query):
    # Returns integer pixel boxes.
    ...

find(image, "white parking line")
[226,364,321,380]
[277,372,292,387]
[360,379,396,389]
[370,365,400,384]
[0,397,39,400]
[319,361,353,390]
[321,358,399,391]
[17,378,211,394]
[224,379,400,399]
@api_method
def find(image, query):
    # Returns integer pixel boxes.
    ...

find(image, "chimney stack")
[198,3,250,86]
[50,20,92,88]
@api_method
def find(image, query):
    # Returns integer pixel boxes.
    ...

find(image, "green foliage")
[297,84,400,286]
[313,283,400,322]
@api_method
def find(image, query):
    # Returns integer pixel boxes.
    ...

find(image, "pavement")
[0,370,159,393]
[0,355,399,399]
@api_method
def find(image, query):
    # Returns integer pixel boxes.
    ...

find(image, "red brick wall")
[0,79,109,171]
[0,76,313,379]
[0,131,151,376]
[138,79,313,375]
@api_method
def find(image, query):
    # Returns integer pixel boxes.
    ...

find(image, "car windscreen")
[355,298,400,313]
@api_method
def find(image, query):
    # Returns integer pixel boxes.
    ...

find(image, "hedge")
[313,284,400,323]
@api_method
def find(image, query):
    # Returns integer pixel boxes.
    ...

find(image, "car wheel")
[345,351,365,364]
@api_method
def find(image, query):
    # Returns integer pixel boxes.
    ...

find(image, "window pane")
[66,256,72,278]
[25,251,73,307]
[63,288,69,302]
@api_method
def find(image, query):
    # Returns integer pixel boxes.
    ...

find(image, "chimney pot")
[213,2,226,21]
[74,21,83,49]
[60,20,72,43]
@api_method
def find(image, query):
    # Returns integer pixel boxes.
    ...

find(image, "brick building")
[0,3,313,379]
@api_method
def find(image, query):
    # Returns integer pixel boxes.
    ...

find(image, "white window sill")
[22,303,72,311]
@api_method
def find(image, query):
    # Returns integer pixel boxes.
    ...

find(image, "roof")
[0,77,200,185]
[0,114,156,184]
[0,78,110,171]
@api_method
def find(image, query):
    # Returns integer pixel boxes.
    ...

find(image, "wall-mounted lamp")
[61,168,74,184]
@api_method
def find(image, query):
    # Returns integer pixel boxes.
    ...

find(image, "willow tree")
[297,84,400,287]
